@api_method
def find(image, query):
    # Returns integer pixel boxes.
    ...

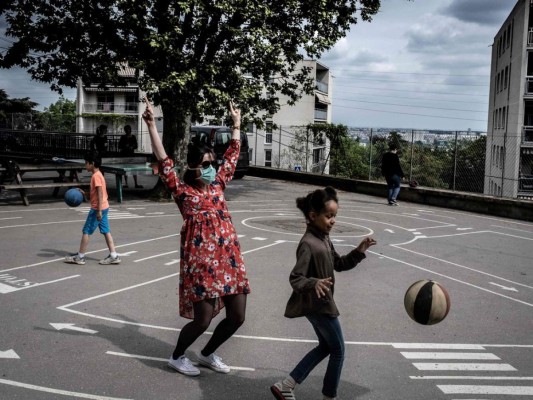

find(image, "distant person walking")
[381,143,404,206]
[142,98,250,377]
[118,124,143,188]
[64,151,121,265]
[270,186,376,400]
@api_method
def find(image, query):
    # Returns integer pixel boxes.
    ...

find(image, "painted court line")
[106,351,255,372]
[438,385,533,395]
[413,363,516,371]
[371,251,533,307]
[401,352,500,360]
[411,376,533,380]
[0,378,131,400]
[0,233,179,273]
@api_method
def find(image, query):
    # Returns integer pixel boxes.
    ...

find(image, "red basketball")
[404,279,450,325]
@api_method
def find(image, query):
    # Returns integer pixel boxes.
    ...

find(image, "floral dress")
[158,139,250,319]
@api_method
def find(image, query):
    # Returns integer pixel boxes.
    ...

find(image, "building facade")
[76,65,162,154]
[486,0,533,199]
[247,60,332,174]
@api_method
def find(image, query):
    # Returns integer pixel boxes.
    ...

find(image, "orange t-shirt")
[90,170,109,210]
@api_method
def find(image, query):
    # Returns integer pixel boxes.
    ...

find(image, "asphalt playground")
[1,172,533,400]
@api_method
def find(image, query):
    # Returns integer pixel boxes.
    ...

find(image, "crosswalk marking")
[411,375,533,380]
[401,352,500,360]
[413,363,517,371]
[393,343,485,350]
[438,385,533,395]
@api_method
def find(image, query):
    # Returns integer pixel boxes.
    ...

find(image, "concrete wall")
[247,166,533,222]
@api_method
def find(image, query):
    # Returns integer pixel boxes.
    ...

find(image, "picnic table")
[0,160,87,206]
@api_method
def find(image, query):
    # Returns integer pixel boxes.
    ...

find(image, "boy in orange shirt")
[65,151,121,265]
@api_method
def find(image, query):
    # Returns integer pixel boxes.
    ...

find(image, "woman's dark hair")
[84,150,102,168]
[296,186,338,220]
[182,140,215,186]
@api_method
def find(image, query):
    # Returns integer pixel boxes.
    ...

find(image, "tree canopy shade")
[0,0,381,161]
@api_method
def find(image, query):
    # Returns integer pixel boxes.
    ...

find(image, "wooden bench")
[1,159,87,206]
[1,182,88,206]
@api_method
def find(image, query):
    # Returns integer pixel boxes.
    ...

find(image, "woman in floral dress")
[142,99,250,377]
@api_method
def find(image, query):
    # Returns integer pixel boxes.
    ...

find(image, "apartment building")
[76,65,162,153]
[486,0,533,199]
[247,60,332,174]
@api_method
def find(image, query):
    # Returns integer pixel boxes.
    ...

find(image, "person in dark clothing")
[118,125,143,188]
[270,187,376,400]
[381,143,405,206]
[91,125,109,155]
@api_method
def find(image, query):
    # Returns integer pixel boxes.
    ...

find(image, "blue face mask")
[198,165,216,185]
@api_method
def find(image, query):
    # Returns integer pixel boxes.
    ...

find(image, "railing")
[523,126,533,144]
[82,102,139,114]
[525,77,533,94]
[528,28,533,46]
[314,109,327,120]
[315,80,328,93]
[519,175,533,191]
[0,129,124,159]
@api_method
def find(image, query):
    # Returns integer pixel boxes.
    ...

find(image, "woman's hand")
[142,98,155,125]
[315,277,333,299]
[356,237,377,253]
[229,100,241,126]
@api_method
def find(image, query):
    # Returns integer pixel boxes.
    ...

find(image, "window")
[265,122,273,144]
[313,148,322,164]
[504,66,508,89]
[500,146,504,168]
[248,148,253,165]
[97,92,114,112]
[264,149,272,167]
[245,122,254,133]
[502,106,506,128]
[496,73,500,93]
[125,93,138,112]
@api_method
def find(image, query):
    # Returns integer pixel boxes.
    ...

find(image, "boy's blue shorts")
[82,208,110,235]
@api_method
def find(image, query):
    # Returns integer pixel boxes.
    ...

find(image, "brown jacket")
[284,225,366,318]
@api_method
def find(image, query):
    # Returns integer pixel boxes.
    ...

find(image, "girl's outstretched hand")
[356,237,377,253]
[142,98,155,124]
[315,277,333,299]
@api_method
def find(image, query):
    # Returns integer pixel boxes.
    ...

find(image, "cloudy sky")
[0,0,517,132]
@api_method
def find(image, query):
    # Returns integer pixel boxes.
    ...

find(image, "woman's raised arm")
[142,98,167,161]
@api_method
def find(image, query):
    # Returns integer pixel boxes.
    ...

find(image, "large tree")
[0,0,381,165]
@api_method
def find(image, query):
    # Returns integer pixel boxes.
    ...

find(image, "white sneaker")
[168,356,200,376]
[197,352,230,373]
[64,253,85,265]
[99,254,121,265]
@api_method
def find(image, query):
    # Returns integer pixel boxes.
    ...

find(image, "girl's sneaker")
[168,355,200,376]
[64,254,85,265]
[270,382,296,400]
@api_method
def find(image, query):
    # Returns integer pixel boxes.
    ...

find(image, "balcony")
[82,102,139,114]
[525,77,533,95]
[523,126,533,146]
[529,28,533,46]
[315,80,328,93]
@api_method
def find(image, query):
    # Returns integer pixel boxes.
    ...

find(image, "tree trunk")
[149,102,191,201]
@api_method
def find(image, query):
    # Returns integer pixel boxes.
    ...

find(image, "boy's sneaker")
[271,381,296,400]
[197,352,230,373]
[168,356,200,376]
[99,254,121,265]
[64,254,85,265]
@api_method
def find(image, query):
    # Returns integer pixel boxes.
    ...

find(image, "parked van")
[190,125,249,179]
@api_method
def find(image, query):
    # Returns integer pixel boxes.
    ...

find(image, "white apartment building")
[76,65,162,153]
[247,60,332,174]
[486,0,533,199]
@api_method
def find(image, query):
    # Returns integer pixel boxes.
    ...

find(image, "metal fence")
[0,129,123,159]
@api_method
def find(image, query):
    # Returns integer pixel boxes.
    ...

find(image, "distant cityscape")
[347,127,487,147]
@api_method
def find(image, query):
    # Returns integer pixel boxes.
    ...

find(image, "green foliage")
[0,0,381,156]
[35,96,77,132]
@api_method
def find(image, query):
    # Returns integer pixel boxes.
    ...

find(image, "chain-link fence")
[257,126,533,200]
